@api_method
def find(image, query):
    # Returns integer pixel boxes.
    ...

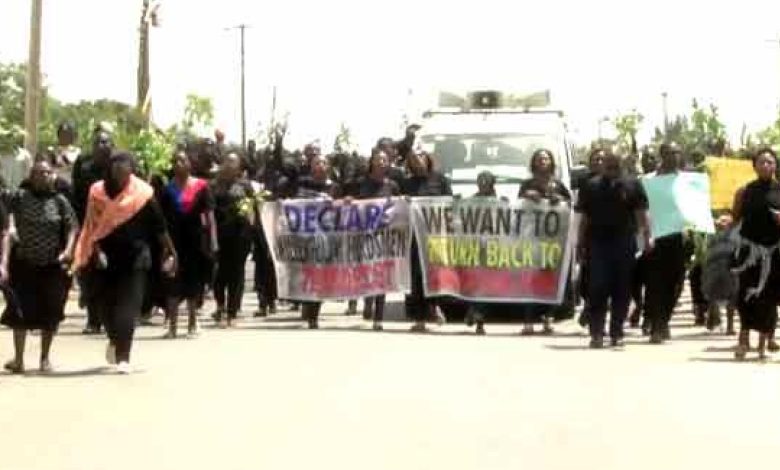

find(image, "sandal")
[4,359,24,374]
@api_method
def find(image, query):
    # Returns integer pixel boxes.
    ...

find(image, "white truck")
[415,90,585,322]
[417,90,579,197]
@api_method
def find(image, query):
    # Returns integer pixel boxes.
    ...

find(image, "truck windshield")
[422,133,563,183]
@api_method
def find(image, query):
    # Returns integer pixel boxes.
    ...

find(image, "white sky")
[2,0,780,150]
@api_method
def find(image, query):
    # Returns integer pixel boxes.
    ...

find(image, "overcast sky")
[2,0,780,150]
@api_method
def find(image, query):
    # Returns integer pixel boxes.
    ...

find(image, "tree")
[180,93,214,137]
[652,100,728,156]
[757,109,780,153]
[334,122,352,153]
[610,109,644,155]
[0,63,30,154]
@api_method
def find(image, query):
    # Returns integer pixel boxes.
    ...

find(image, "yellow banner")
[705,157,754,210]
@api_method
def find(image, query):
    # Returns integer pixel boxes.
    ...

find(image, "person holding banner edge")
[518,149,571,336]
[357,149,401,331]
[401,149,452,333]
[576,152,652,349]
[297,153,342,329]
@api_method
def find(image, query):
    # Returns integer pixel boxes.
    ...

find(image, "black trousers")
[80,271,103,330]
[95,269,147,363]
[405,238,433,322]
[588,236,636,340]
[253,229,277,308]
[364,295,386,322]
[644,234,687,336]
[690,264,706,307]
[215,237,251,319]
[631,253,648,317]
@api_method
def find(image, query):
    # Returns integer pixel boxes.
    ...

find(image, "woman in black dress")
[1,160,78,374]
[358,149,400,331]
[74,152,177,374]
[518,149,572,335]
[211,153,255,327]
[731,148,780,360]
[297,154,341,329]
[160,150,218,338]
[401,149,452,332]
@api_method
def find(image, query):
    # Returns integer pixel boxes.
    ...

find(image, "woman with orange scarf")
[74,152,177,374]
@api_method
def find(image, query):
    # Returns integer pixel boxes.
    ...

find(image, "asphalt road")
[1,291,779,470]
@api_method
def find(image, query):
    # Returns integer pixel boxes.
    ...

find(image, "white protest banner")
[261,198,412,301]
[410,197,573,304]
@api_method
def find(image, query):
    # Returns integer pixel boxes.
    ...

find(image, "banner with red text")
[411,197,573,304]
[261,198,411,301]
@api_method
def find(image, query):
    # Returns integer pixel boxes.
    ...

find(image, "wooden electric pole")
[23,0,43,155]
[226,24,249,150]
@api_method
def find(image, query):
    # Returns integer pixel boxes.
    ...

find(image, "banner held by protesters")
[261,198,412,301]
[411,197,573,304]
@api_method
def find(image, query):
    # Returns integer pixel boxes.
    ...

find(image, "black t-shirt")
[575,175,648,240]
[401,172,452,197]
[98,199,167,275]
[71,154,106,224]
[518,178,571,201]
[357,177,400,199]
[739,179,780,247]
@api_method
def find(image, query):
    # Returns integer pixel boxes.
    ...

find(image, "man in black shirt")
[71,129,114,335]
[576,152,651,349]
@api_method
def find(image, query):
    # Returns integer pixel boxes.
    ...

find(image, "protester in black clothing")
[576,152,651,349]
[401,150,452,332]
[298,154,341,329]
[465,171,498,335]
[377,137,405,184]
[71,128,114,335]
[160,151,218,338]
[1,161,78,374]
[731,148,780,360]
[644,142,688,344]
[73,152,177,374]
[577,148,607,329]
[357,150,401,330]
[211,153,255,327]
[518,149,572,336]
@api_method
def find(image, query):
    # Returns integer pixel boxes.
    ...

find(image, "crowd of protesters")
[1,119,780,375]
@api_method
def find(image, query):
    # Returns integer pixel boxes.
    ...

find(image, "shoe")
[520,325,534,336]
[628,309,640,328]
[82,326,101,335]
[105,344,117,365]
[162,331,176,340]
[589,337,604,349]
[434,309,446,326]
[372,322,383,332]
[216,319,228,329]
[39,360,53,374]
[662,326,671,341]
[610,338,625,349]
[465,310,475,327]
[410,322,427,333]
[475,322,486,336]
[541,324,554,336]
[116,362,132,375]
[254,306,268,318]
[649,333,664,345]
[3,359,24,374]
[268,303,277,315]
[768,340,780,353]
[578,313,589,328]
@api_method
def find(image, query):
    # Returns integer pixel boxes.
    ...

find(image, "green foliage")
[0,63,29,154]
[610,109,643,154]
[131,128,176,176]
[653,100,728,156]
[334,122,352,153]
[756,109,780,153]
[181,94,214,136]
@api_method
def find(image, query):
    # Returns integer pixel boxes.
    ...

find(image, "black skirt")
[736,251,780,334]
[1,257,72,331]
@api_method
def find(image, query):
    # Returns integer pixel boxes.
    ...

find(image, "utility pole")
[226,24,250,151]
[137,1,160,126]
[661,91,669,132]
[23,0,43,155]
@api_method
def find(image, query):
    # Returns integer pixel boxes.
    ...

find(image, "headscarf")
[73,173,154,270]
